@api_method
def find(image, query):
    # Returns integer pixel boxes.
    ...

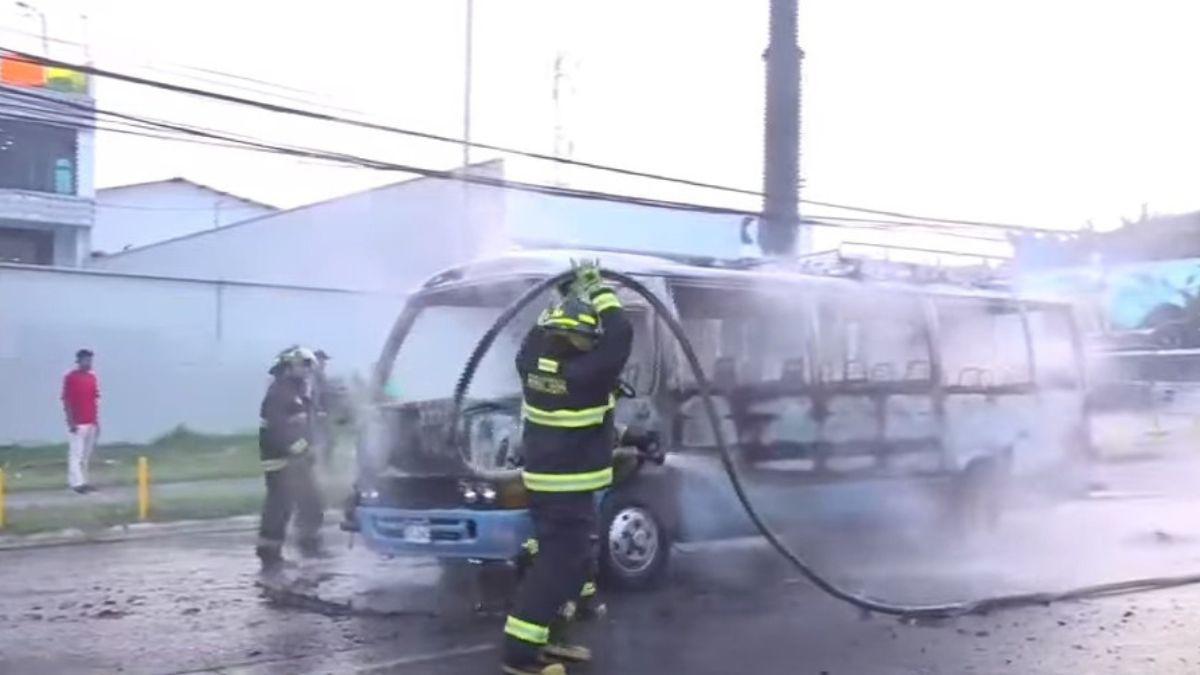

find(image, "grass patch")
[0,426,360,535]
[0,427,261,493]
[1,487,265,536]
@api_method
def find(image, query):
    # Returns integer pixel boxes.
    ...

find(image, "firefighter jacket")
[259,375,313,471]
[515,289,633,493]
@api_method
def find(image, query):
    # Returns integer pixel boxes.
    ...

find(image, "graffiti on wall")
[1023,258,1200,349]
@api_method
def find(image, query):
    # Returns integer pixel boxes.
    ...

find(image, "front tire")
[598,495,670,590]
[952,457,1009,534]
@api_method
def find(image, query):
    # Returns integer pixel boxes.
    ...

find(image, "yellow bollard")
[137,456,150,521]
[0,467,6,530]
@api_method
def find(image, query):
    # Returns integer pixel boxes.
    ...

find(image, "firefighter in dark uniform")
[502,263,633,675]
[256,346,327,575]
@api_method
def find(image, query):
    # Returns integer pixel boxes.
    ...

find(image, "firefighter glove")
[621,425,663,464]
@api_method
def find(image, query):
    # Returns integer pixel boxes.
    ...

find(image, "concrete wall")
[505,188,749,259]
[93,181,276,255]
[90,171,507,293]
[0,264,403,445]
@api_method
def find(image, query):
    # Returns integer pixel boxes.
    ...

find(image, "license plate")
[403,523,432,543]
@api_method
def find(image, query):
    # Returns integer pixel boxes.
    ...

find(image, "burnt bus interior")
[364,273,1085,489]
[666,280,1084,480]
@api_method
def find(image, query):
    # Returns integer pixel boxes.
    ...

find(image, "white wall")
[90,173,506,293]
[0,264,403,445]
[92,181,276,255]
[504,188,749,259]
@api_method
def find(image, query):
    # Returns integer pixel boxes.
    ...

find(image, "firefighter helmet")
[537,294,602,341]
[271,345,317,373]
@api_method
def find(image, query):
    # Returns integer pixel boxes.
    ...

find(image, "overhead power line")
[0,24,359,114]
[0,46,767,199]
[801,199,1063,234]
[0,84,1022,248]
[0,46,1069,235]
[0,83,761,218]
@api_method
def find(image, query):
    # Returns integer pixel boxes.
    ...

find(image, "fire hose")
[451,268,1200,620]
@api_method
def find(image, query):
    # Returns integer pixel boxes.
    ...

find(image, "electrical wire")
[0,86,1021,249]
[0,46,771,199]
[0,83,764,219]
[803,198,1067,234]
[0,24,359,113]
[0,45,1073,235]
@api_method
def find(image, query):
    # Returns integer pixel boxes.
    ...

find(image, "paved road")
[4,460,1200,674]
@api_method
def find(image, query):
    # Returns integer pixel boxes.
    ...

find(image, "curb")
[0,508,346,551]
[0,514,260,551]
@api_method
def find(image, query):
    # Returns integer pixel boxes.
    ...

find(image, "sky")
[2,0,1199,257]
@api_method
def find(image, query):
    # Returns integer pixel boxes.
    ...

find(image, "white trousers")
[68,423,98,488]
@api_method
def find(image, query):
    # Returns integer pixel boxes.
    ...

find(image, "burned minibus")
[343,250,1089,589]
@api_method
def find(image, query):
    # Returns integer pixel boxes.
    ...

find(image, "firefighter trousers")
[256,455,324,562]
[503,490,596,666]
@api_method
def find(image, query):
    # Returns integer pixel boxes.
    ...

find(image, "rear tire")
[598,494,670,591]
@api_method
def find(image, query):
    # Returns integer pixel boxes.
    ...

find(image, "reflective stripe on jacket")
[516,289,632,492]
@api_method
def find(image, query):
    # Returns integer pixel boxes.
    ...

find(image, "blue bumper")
[356,506,535,561]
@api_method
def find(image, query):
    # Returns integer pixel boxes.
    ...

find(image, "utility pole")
[462,0,474,170]
[15,1,48,55]
[760,0,805,256]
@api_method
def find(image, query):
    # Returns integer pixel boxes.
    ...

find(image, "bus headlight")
[459,480,497,506]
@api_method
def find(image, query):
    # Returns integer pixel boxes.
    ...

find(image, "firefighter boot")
[541,602,592,664]
[501,663,566,675]
[298,537,334,560]
[256,545,287,577]
[576,582,606,621]
[541,643,592,664]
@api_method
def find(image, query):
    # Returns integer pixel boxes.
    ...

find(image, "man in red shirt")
[62,349,100,494]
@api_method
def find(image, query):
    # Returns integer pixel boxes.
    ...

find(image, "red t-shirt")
[62,369,100,424]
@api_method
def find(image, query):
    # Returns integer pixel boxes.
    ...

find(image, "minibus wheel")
[599,494,671,590]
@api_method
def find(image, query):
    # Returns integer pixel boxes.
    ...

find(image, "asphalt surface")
[4,459,1200,674]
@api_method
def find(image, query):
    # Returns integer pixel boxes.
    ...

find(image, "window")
[619,308,658,396]
[670,281,815,451]
[671,282,814,388]
[0,227,52,264]
[1025,304,1080,388]
[384,284,657,402]
[937,299,1031,387]
[0,118,77,194]
[815,292,931,383]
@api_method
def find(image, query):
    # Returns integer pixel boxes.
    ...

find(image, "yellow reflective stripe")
[545,316,581,329]
[505,615,549,644]
[522,467,613,492]
[522,396,615,428]
[577,313,597,325]
[537,358,559,374]
[261,458,288,472]
[580,581,597,597]
[591,291,621,312]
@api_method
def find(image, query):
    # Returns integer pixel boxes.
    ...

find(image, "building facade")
[92,178,278,256]
[0,54,94,267]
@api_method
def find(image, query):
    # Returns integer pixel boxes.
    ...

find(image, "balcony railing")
[0,189,93,227]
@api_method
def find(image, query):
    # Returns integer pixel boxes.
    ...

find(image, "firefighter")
[256,346,327,575]
[502,263,632,675]
[516,420,662,624]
